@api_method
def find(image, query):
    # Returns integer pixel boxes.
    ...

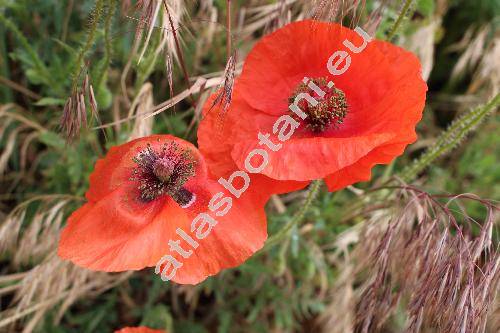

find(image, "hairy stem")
[95,0,116,89]
[387,0,414,40]
[399,93,500,182]
[72,0,105,90]
[262,180,322,251]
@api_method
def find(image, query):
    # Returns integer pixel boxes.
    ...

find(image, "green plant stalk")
[0,25,13,100]
[399,93,500,182]
[71,0,105,90]
[95,0,116,89]
[387,0,415,40]
[262,180,322,252]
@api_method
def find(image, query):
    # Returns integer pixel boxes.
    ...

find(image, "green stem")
[262,180,322,252]
[399,93,500,182]
[95,0,115,89]
[0,25,13,100]
[387,0,414,40]
[71,0,105,90]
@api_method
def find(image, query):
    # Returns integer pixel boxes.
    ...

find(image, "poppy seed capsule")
[289,77,348,133]
[131,142,196,206]
[153,157,176,182]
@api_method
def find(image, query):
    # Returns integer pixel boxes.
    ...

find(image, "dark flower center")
[289,77,348,133]
[130,141,197,207]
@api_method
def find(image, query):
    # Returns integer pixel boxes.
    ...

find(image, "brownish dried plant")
[348,187,499,333]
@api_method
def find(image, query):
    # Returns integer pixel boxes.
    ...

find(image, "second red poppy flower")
[199,20,427,191]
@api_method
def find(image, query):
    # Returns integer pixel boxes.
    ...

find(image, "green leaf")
[25,68,46,85]
[38,131,65,150]
[141,304,172,331]
[34,97,66,106]
[417,0,435,17]
[96,83,112,109]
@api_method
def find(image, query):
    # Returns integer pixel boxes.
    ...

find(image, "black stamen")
[172,187,196,208]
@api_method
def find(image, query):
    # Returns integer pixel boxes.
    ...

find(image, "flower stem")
[399,93,500,182]
[72,0,104,90]
[262,180,322,252]
[94,0,116,90]
[387,0,414,41]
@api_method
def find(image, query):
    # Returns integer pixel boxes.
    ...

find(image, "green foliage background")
[0,0,498,332]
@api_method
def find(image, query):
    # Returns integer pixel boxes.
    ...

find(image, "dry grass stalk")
[445,22,499,96]
[355,188,499,333]
[470,29,500,96]
[0,76,41,100]
[241,0,298,37]
[0,106,47,201]
[321,187,499,333]
[450,26,489,81]
[0,196,130,332]
[308,0,359,24]
[210,50,237,128]
[128,83,154,140]
[96,75,226,130]
[404,18,440,81]
[0,253,132,332]
[131,0,186,72]
[135,0,164,63]
[122,0,185,106]
[304,0,390,29]
[0,196,81,265]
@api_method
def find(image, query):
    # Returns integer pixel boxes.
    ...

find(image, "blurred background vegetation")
[0,0,498,332]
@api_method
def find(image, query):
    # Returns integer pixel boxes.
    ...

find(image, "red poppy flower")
[58,135,270,284]
[199,20,427,191]
[115,327,165,333]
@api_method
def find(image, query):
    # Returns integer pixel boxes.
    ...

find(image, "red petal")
[198,92,308,198]
[232,132,395,181]
[59,174,274,284]
[115,327,165,333]
[324,140,411,191]
[58,185,177,271]
[239,20,348,115]
[163,180,269,284]
[238,20,426,129]
[58,181,274,284]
